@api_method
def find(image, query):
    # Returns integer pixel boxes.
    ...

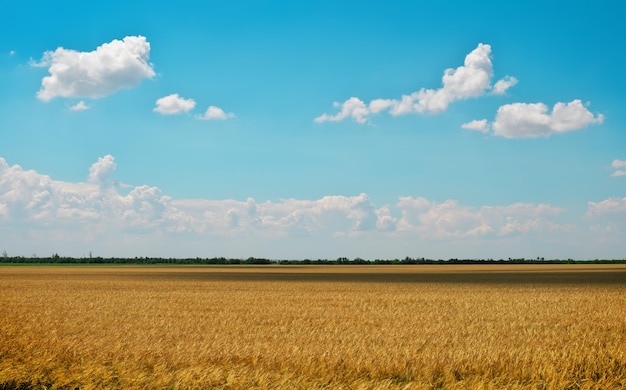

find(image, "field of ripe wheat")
[1,265,625,389]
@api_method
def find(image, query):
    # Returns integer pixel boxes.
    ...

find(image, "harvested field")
[1,264,625,389]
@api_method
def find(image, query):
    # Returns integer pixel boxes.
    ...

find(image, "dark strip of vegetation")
[1,253,625,265]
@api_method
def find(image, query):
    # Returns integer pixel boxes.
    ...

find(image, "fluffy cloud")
[465,100,604,138]
[315,43,516,124]
[0,156,188,233]
[173,193,388,237]
[88,155,116,188]
[611,160,626,177]
[0,158,54,221]
[35,36,155,101]
[153,94,231,120]
[154,94,196,115]
[0,156,388,238]
[197,106,235,120]
[493,100,604,138]
[314,97,369,124]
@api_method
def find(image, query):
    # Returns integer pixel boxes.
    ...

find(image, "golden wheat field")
[1,265,625,389]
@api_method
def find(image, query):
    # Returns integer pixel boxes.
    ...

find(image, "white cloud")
[492,76,518,95]
[69,101,90,111]
[466,100,604,138]
[461,119,489,133]
[314,97,369,124]
[9,50,15,56]
[154,94,196,115]
[119,185,188,232]
[0,158,54,221]
[612,160,626,169]
[0,156,191,234]
[587,197,626,217]
[0,157,390,239]
[181,193,387,236]
[35,36,155,101]
[316,43,516,124]
[88,155,116,188]
[585,198,626,246]
[396,196,564,239]
[2,155,624,259]
[197,106,235,121]
[611,160,626,177]
[492,100,604,138]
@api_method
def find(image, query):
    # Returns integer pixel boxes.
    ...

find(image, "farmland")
[1,265,625,389]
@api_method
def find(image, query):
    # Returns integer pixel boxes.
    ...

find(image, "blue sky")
[1,1,625,259]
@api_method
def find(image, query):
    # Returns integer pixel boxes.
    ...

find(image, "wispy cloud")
[69,101,90,111]
[492,76,518,95]
[611,159,626,177]
[461,119,489,133]
[587,197,626,217]
[315,43,516,124]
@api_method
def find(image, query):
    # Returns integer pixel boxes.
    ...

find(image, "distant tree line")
[1,252,625,265]
[0,253,272,265]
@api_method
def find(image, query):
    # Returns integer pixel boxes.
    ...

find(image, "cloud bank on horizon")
[0,155,624,259]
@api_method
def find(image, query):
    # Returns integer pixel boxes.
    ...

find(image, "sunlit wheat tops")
[1,265,626,389]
